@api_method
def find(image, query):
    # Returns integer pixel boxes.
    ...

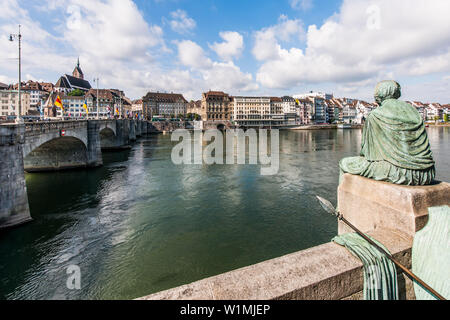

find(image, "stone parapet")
[137,228,414,300]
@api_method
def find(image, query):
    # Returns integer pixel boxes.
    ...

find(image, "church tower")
[72,57,84,80]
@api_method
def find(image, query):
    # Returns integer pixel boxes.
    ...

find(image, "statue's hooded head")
[374,80,401,105]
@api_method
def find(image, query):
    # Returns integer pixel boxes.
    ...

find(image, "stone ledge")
[338,174,450,236]
[137,228,413,300]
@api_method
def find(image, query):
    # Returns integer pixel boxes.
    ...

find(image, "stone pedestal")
[338,174,450,237]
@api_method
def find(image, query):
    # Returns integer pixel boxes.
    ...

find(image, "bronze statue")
[339,81,435,185]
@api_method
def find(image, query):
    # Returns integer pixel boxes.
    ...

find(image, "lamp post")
[9,25,22,123]
[120,95,122,119]
[93,77,99,119]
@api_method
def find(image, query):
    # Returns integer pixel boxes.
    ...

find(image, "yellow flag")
[83,100,89,114]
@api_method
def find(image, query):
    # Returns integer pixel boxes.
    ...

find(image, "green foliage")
[444,114,448,122]
[186,113,201,121]
[68,89,85,97]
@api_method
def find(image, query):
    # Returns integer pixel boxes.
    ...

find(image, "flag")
[82,100,89,114]
[115,107,119,115]
[55,95,64,111]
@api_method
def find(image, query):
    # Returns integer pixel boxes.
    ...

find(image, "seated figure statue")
[339,80,435,186]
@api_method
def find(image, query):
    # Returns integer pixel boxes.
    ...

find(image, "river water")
[0,127,448,300]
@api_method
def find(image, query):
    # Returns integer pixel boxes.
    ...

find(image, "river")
[0,127,448,299]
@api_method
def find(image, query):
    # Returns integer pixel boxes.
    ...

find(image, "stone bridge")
[146,120,234,132]
[202,120,235,131]
[0,119,148,229]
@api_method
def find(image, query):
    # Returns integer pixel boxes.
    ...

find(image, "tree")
[444,114,448,122]
[68,89,85,97]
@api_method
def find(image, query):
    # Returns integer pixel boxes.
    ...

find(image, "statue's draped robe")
[340,99,435,185]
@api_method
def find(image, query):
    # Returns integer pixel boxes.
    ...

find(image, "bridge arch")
[98,121,117,136]
[99,127,118,150]
[23,129,88,159]
[23,136,89,172]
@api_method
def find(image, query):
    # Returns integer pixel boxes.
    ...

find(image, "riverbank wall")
[138,174,450,300]
[146,121,364,133]
[287,124,363,130]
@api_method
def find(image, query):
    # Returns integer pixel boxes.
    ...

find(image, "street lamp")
[93,77,99,119]
[9,25,22,123]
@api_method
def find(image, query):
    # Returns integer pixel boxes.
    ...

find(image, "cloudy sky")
[1,0,450,102]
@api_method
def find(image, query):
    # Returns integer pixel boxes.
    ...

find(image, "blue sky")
[1,0,450,102]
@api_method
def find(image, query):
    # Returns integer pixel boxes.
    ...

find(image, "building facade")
[232,96,285,127]
[9,80,48,114]
[85,89,123,118]
[295,98,314,125]
[342,103,358,124]
[281,96,297,125]
[142,92,187,119]
[131,99,144,118]
[0,90,31,117]
[201,91,232,121]
[294,94,329,124]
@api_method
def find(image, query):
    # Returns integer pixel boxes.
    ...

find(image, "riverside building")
[142,92,187,119]
[232,96,285,127]
[201,91,232,121]
[0,89,30,117]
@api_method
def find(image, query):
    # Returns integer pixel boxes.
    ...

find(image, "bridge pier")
[129,120,137,141]
[0,125,32,229]
[87,121,103,167]
[116,119,131,148]
[136,120,142,137]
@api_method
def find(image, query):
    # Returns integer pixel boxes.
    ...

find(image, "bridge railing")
[25,120,88,136]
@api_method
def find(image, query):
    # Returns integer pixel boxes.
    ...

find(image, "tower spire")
[73,57,84,79]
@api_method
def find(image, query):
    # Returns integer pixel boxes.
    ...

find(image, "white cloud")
[209,31,244,61]
[64,0,164,61]
[176,39,258,94]
[176,40,212,69]
[252,15,305,61]
[290,0,313,11]
[0,0,27,19]
[168,9,196,34]
[203,61,258,92]
[255,0,450,90]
